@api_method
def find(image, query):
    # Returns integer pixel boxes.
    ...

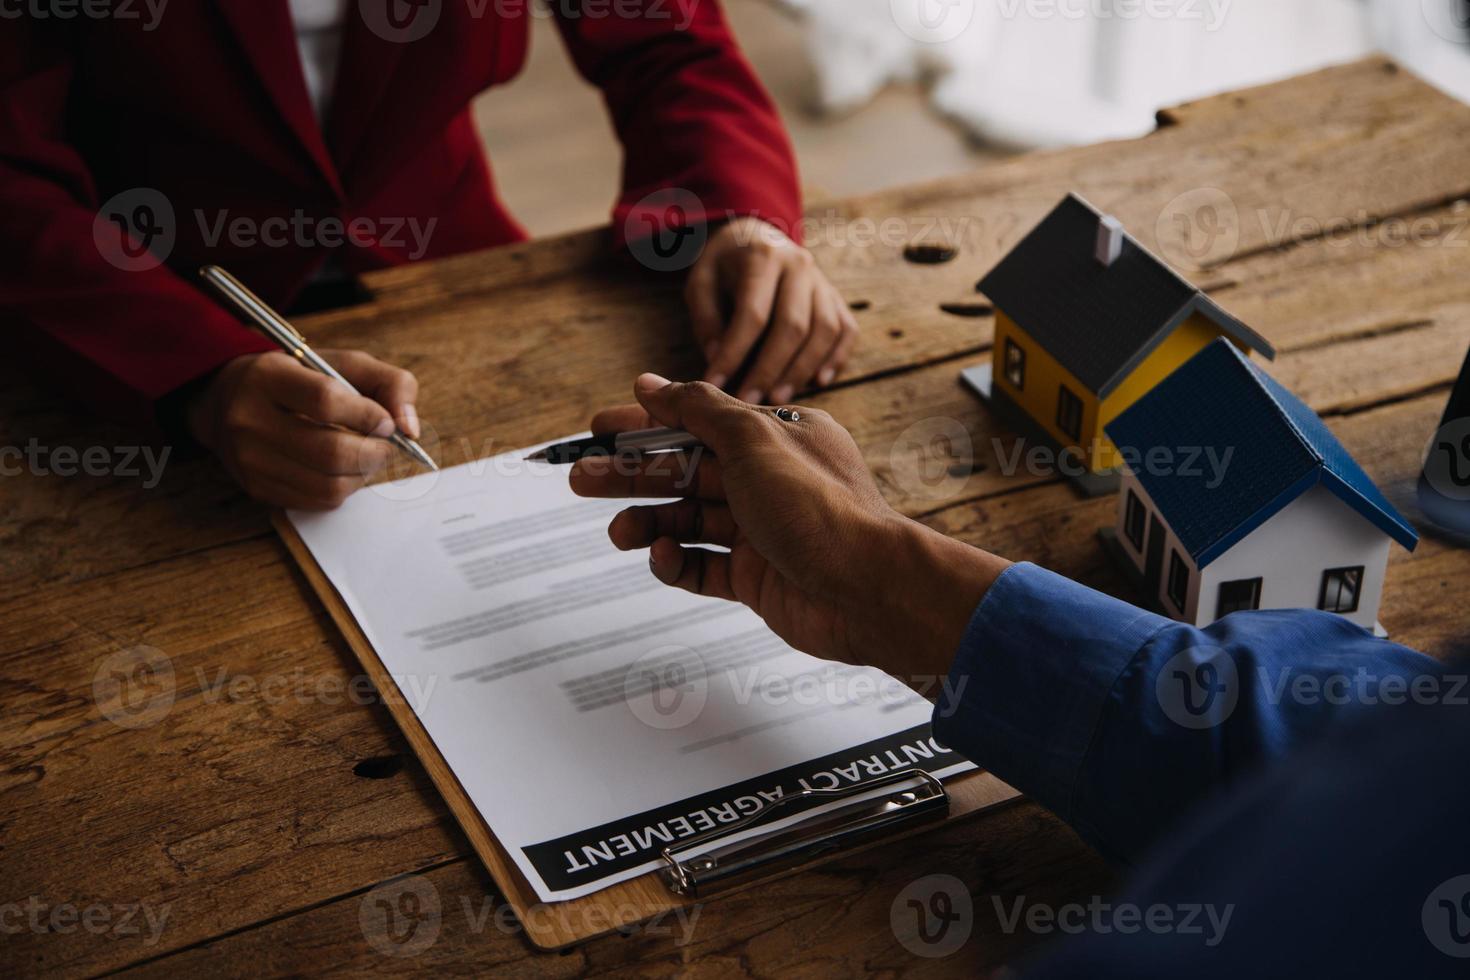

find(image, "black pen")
[527,428,703,464]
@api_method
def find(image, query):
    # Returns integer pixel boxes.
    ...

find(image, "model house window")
[1123,490,1146,551]
[1319,566,1364,614]
[1003,338,1026,389]
[1166,549,1190,612]
[1216,577,1263,617]
[1056,384,1083,441]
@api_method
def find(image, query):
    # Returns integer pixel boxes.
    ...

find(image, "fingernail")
[636,373,672,392]
[649,552,671,583]
[706,373,728,389]
[771,385,794,405]
[738,388,763,404]
[818,367,836,386]
[401,404,420,439]
[372,418,396,438]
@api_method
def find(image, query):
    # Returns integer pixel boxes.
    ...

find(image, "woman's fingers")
[247,472,357,511]
[817,293,861,387]
[703,253,782,389]
[684,260,725,366]
[648,538,737,601]
[261,353,396,437]
[235,442,368,509]
[274,414,395,477]
[739,262,814,404]
[570,449,724,501]
[325,349,422,437]
[609,500,737,550]
[771,282,843,402]
[682,218,860,400]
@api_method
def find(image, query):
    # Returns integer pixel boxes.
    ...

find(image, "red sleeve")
[550,0,804,246]
[0,22,272,430]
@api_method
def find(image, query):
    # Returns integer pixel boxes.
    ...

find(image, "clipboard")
[274,513,1022,950]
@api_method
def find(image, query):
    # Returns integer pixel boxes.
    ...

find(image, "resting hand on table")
[569,374,1009,681]
[686,217,859,404]
[187,349,421,511]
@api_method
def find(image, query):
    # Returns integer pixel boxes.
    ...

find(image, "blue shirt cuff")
[932,562,1169,823]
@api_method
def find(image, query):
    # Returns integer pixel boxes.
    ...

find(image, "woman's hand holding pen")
[186,349,421,510]
[568,374,1010,681]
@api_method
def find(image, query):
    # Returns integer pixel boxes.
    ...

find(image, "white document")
[289,442,974,902]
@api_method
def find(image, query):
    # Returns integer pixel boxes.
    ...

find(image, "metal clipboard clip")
[660,769,949,898]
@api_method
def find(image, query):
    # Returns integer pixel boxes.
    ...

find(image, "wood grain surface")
[2,58,1468,976]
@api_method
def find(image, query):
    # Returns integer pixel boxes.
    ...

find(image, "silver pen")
[199,265,438,472]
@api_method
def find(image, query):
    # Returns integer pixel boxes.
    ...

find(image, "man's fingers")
[263,356,396,437]
[772,285,842,401]
[569,448,725,501]
[609,500,737,550]
[323,349,422,438]
[648,538,737,602]
[590,404,658,436]
[630,374,772,456]
[703,255,782,387]
[740,269,814,404]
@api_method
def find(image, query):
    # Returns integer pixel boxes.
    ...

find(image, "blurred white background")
[477,0,1470,236]
[785,0,1470,148]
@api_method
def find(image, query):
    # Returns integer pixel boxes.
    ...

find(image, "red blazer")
[0,1,801,426]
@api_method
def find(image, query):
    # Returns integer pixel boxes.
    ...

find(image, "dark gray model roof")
[978,193,1275,396]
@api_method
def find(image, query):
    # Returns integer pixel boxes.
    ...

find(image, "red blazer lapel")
[325,5,409,182]
[214,0,343,197]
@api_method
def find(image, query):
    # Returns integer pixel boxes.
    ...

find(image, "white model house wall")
[1113,469,1203,623]
[1115,471,1390,631]
[1196,482,1391,632]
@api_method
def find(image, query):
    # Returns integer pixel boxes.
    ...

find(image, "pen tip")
[525,451,548,462]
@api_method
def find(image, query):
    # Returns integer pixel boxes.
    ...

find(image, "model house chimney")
[1095,214,1123,267]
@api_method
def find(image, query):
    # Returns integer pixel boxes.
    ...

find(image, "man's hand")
[569,375,1009,680]
[187,349,420,510]
[686,217,859,405]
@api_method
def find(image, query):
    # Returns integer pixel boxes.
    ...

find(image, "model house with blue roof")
[1103,339,1418,634]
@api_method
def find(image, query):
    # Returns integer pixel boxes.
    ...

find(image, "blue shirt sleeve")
[931,562,1445,866]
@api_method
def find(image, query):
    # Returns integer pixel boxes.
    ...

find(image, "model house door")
[1144,515,1166,597]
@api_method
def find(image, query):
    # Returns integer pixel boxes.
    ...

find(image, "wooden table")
[4,59,1468,977]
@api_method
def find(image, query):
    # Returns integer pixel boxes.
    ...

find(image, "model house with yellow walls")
[962,193,1276,494]
[1101,339,1418,635]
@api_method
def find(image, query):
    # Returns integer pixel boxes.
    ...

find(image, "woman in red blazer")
[0,0,858,508]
